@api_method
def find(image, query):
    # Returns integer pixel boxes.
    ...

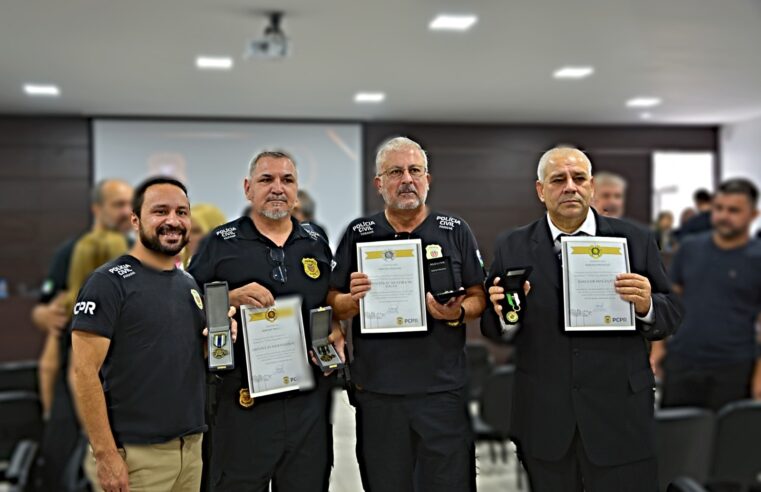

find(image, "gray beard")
[260,208,290,220]
[382,189,427,210]
[393,197,422,210]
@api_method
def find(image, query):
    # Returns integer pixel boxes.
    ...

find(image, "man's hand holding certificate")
[356,239,427,333]
[561,236,637,331]
[241,296,314,398]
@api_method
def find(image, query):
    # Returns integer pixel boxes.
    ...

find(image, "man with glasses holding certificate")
[189,151,342,491]
[481,147,682,492]
[328,137,487,492]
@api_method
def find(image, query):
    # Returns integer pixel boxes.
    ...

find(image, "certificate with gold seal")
[240,296,314,398]
[357,239,427,334]
[560,236,636,332]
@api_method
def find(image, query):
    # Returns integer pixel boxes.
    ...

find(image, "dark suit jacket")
[481,211,682,467]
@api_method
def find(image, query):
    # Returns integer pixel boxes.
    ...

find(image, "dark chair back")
[655,407,714,491]
[0,361,38,393]
[479,365,515,437]
[710,399,761,490]
[666,476,709,492]
[0,391,43,459]
[465,342,493,401]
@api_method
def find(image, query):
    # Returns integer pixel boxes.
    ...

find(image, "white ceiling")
[2,0,761,124]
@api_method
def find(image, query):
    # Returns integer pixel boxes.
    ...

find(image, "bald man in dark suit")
[481,147,682,492]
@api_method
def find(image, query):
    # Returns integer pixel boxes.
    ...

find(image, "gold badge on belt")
[238,388,254,408]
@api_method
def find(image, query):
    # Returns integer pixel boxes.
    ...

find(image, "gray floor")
[329,389,523,492]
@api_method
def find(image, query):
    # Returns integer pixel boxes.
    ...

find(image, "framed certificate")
[561,236,636,331]
[240,296,315,398]
[357,239,427,334]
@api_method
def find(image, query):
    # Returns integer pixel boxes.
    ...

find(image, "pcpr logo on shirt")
[74,301,96,315]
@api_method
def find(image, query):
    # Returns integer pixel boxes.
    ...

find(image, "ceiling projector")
[246,12,289,59]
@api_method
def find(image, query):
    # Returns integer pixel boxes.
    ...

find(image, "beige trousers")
[85,433,203,492]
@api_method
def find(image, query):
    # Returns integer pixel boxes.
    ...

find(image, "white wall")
[94,120,362,247]
[721,114,761,233]
[652,152,714,227]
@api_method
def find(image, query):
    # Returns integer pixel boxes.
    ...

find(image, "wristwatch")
[446,306,466,327]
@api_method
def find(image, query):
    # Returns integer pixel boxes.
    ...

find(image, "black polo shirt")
[70,255,207,445]
[188,215,333,376]
[331,210,485,395]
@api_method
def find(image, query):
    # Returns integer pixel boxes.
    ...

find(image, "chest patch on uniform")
[425,244,443,259]
[191,289,204,310]
[437,215,461,230]
[302,258,320,279]
[216,227,237,240]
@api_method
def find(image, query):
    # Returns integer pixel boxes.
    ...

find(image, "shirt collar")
[236,215,309,242]
[546,208,596,241]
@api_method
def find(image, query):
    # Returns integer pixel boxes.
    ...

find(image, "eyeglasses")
[268,247,287,284]
[378,166,428,180]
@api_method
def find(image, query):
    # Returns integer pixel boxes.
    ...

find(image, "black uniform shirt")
[331,210,485,395]
[188,216,333,375]
[70,255,207,445]
[38,236,81,303]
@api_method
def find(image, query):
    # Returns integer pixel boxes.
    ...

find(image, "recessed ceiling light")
[195,56,234,70]
[640,112,653,120]
[23,84,60,97]
[354,92,385,103]
[429,14,478,31]
[626,97,662,108]
[553,66,595,79]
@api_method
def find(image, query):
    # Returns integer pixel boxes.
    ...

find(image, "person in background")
[192,203,227,232]
[64,231,129,312]
[181,214,209,269]
[293,189,329,242]
[651,178,761,411]
[591,171,627,219]
[31,179,133,415]
[32,179,133,491]
[654,211,677,252]
[676,189,713,238]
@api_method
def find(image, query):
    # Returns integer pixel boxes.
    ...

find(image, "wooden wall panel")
[0,117,91,362]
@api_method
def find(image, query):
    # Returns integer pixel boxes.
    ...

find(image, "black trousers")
[208,374,333,492]
[36,337,82,491]
[520,429,658,492]
[354,388,475,492]
[661,354,754,412]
